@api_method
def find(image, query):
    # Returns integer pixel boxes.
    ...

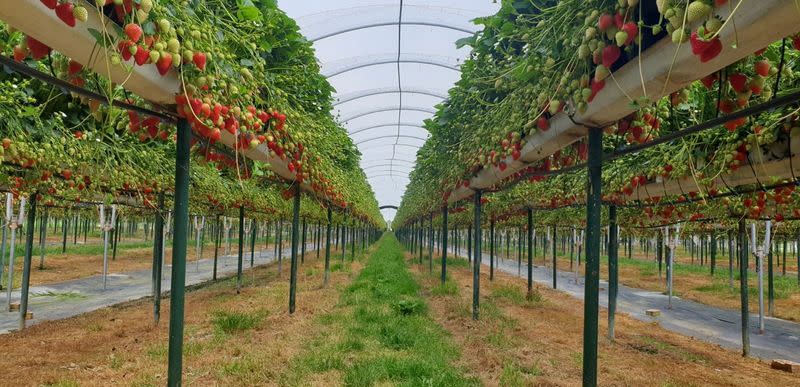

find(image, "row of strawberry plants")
[395,1,800,230]
[0,1,383,226]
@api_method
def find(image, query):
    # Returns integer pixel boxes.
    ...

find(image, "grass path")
[282,233,476,386]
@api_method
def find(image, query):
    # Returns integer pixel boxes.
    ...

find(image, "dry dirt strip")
[452,248,800,363]
[0,243,316,333]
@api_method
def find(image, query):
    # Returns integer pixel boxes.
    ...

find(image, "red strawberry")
[118,40,134,61]
[12,45,27,62]
[598,14,613,31]
[26,36,51,60]
[40,0,57,9]
[754,60,770,77]
[728,73,748,92]
[699,38,722,62]
[601,45,621,68]
[67,59,83,75]
[536,117,550,131]
[156,53,172,75]
[134,46,150,66]
[55,2,76,27]
[193,52,207,71]
[124,24,143,43]
[700,74,717,89]
[614,12,624,29]
[622,22,638,45]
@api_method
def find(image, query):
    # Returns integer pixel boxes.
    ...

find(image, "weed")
[211,309,265,334]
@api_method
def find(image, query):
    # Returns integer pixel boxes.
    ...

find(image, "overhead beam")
[349,122,428,136]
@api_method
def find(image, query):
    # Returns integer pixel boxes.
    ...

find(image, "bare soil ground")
[0,253,357,386]
[411,253,800,386]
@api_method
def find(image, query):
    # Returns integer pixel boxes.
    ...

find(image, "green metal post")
[152,193,165,325]
[768,242,774,316]
[472,190,482,320]
[250,220,257,268]
[167,118,191,386]
[38,206,48,270]
[428,213,434,273]
[301,218,306,264]
[441,206,448,284]
[608,205,618,340]
[552,224,557,289]
[237,206,244,293]
[711,233,717,275]
[738,219,750,356]
[324,207,332,287]
[61,214,68,253]
[19,193,36,330]
[289,184,301,314]
[582,127,602,387]
[489,219,495,281]
[213,214,220,280]
[527,208,534,299]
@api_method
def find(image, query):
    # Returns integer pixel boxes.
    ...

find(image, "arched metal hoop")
[340,106,435,122]
[310,21,475,42]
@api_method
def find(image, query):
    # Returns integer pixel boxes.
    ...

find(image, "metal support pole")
[738,219,750,356]
[19,193,36,330]
[236,206,244,293]
[289,184,301,314]
[153,193,165,325]
[428,213,434,273]
[582,127,602,387]
[212,214,220,280]
[167,118,191,386]
[38,206,48,270]
[711,232,717,275]
[301,218,307,264]
[608,205,618,340]
[472,190,482,320]
[768,242,774,316]
[250,220,257,268]
[489,219,495,281]
[324,207,332,287]
[527,208,534,299]
[441,206,448,284]
[552,224,557,289]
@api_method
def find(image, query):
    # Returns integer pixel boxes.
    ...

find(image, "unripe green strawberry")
[73,6,88,22]
[705,17,722,33]
[158,19,171,32]
[140,0,153,12]
[182,49,194,63]
[594,64,610,81]
[615,30,628,46]
[149,50,160,63]
[167,38,180,53]
[671,28,688,43]
[687,1,712,23]
[578,44,590,59]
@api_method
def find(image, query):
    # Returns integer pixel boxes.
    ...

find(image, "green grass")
[282,233,477,387]
[31,291,87,301]
[210,309,265,334]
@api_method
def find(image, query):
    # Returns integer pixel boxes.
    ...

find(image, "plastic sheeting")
[278,1,499,221]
